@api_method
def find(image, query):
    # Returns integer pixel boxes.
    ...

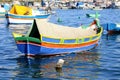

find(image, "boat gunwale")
[13,27,103,45]
[8,12,50,17]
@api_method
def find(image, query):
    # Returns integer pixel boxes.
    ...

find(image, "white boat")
[7,5,50,24]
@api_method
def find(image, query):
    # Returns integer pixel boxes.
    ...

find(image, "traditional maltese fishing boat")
[12,15,103,56]
[7,5,50,24]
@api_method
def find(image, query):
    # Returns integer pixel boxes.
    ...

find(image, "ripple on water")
[0,9,120,80]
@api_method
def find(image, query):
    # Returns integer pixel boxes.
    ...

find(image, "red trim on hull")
[16,40,98,48]
[41,40,98,48]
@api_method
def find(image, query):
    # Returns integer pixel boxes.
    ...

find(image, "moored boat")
[101,23,120,34]
[12,16,103,56]
[7,5,50,24]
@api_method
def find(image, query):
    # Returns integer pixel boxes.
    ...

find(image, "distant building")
[0,0,41,2]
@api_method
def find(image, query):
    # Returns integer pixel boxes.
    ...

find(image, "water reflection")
[0,18,7,24]
[15,52,100,79]
[8,24,31,34]
[104,34,120,41]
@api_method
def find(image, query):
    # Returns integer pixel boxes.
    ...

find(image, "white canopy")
[35,19,97,38]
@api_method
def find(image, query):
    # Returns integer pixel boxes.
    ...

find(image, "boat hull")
[101,23,120,34]
[15,40,98,56]
[7,13,50,24]
[8,17,33,24]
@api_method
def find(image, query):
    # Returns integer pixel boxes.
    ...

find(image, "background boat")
[7,5,50,24]
[102,23,120,34]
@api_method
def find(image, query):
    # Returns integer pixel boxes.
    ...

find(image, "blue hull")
[16,43,97,55]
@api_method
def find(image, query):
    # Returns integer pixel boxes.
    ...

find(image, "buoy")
[55,59,64,72]
[56,59,64,68]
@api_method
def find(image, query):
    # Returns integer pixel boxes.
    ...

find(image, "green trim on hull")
[15,37,41,43]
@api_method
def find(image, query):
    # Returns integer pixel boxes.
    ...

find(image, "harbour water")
[0,9,120,80]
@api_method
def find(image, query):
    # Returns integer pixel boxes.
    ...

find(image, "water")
[0,9,120,80]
